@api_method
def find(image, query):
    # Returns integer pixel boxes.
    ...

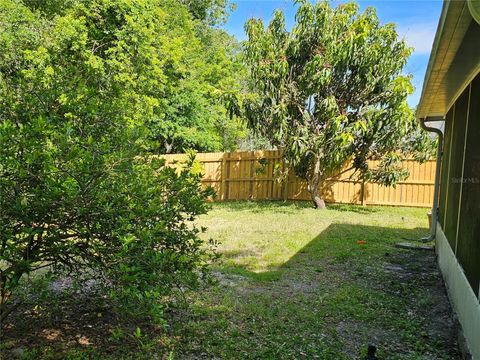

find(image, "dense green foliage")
[243,1,434,208]
[18,0,248,155]
[0,0,220,322]
[148,24,247,153]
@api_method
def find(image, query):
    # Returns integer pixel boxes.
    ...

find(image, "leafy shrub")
[0,0,216,323]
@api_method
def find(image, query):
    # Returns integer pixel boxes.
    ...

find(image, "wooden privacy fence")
[163,150,436,207]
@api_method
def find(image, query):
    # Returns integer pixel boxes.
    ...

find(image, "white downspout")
[419,117,444,242]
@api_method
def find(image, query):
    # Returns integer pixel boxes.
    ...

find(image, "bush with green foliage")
[242,1,434,208]
[0,0,217,323]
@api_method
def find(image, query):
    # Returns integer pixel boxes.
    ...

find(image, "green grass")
[200,201,426,278]
[2,201,462,359]
[168,202,459,359]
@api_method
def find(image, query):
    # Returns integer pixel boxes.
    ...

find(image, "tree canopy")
[243,1,433,208]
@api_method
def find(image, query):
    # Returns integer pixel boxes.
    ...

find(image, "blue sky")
[222,0,443,107]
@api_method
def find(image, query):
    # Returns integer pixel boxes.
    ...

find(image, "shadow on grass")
[1,223,433,359]
[326,203,380,214]
[188,223,461,359]
[211,200,380,214]
[210,200,311,213]
[217,223,427,282]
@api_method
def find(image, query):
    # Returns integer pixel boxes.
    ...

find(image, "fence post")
[360,179,366,206]
[282,154,289,201]
[221,153,227,200]
[249,151,255,200]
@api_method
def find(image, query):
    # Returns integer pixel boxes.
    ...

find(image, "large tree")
[0,0,217,323]
[243,1,431,208]
[148,23,248,154]
[20,0,248,156]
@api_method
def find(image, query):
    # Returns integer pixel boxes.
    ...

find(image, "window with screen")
[456,73,480,296]
[439,107,454,232]
[444,87,469,250]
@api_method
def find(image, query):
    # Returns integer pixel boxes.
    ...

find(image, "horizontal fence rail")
[162,150,436,208]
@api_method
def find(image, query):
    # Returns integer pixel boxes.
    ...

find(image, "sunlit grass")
[199,201,429,276]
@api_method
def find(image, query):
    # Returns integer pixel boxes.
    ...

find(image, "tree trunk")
[307,156,326,209]
[164,139,174,154]
[311,192,326,209]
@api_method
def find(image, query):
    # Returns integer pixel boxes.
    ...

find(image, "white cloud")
[398,22,438,55]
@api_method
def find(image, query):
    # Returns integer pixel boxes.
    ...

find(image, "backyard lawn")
[1,202,462,359]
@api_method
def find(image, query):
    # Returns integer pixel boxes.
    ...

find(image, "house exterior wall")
[437,71,480,359]
[436,224,480,359]
[439,71,480,297]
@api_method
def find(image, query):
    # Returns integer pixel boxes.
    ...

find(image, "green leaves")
[243,1,430,207]
[0,0,218,323]
[366,152,410,187]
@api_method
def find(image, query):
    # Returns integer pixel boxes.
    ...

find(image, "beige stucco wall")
[436,223,480,359]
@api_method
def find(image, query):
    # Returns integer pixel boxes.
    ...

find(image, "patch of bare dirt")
[338,248,464,359]
[0,280,166,359]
